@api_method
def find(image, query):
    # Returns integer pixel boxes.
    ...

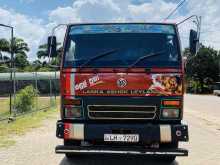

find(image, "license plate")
[104,134,139,142]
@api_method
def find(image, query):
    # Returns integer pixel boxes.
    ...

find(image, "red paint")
[61,68,71,95]
[62,68,183,97]
[64,123,70,139]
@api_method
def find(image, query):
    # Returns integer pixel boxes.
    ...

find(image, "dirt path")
[0,116,63,165]
[0,94,220,165]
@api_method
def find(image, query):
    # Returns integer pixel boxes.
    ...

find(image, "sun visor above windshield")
[69,24,175,35]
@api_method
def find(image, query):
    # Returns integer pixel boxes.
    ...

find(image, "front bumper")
[56,145,188,156]
[57,121,188,142]
[56,121,188,156]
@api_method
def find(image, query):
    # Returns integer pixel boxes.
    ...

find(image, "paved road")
[0,94,220,165]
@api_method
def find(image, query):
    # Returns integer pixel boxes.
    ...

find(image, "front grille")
[87,105,156,120]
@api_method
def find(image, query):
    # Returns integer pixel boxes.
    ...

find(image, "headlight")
[161,108,180,119]
[64,106,82,118]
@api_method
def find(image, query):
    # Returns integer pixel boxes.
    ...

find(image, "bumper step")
[55,145,188,156]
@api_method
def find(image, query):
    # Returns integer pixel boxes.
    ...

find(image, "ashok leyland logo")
[117,78,127,88]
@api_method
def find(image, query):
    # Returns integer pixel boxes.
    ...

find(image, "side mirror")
[189,29,199,55]
[47,36,57,57]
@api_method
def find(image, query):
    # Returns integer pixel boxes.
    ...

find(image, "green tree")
[37,43,48,59]
[185,45,220,93]
[0,38,11,70]
[0,37,30,71]
[37,43,63,68]
[0,38,10,52]
[15,53,29,69]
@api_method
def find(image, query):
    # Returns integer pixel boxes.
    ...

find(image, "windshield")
[64,24,181,68]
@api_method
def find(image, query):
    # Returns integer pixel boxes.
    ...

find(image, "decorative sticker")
[72,73,182,96]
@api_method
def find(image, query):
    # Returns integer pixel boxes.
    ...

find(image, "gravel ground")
[0,94,220,165]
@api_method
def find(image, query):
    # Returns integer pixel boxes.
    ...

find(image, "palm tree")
[0,37,29,54]
[37,43,62,59]
[0,38,10,52]
[37,43,63,67]
[0,38,11,68]
[37,43,48,59]
[0,37,30,69]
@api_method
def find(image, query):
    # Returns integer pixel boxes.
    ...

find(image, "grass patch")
[0,108,58,148]
[0,97,10,119]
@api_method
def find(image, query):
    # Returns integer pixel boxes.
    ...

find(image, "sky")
[0,0,219,60]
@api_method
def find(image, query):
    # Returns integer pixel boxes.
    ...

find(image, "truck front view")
[52,23,198,162]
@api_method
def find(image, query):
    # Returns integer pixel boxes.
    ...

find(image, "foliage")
[0,38,10,52]
[0,64,9,72]
[0,37,30,72]
[13,85,38,113]
[185,45,220,93]
[15,53,29,69]
[0,37,29,55]
[37,43,48,59]
[0,37,63,72]
[37,43,62,59]
[37,42,63,68]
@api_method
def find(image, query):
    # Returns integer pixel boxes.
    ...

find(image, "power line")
[164,0,187,21]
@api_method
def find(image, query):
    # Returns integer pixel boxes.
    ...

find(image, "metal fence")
[0,72,60,122]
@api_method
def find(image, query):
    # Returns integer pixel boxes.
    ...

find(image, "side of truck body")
[54,23,190,162]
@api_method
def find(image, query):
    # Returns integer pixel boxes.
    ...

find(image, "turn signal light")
[63,98,82,105]
[163,100,181,107]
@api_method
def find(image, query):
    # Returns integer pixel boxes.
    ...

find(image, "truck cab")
[51,23,197,162]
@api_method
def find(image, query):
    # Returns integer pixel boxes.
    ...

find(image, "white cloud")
[185,0,220,49]
[128,0,177,21]
[49,7,80,24]
[0,8,46,60]
[48,0,180,23]
[73,0,121,22]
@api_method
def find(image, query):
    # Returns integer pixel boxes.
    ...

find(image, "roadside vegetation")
[0,98,10,119]
[184,45,220,94]
[0,108,57,148]
[0,86,59,148]
[13,85,38,113]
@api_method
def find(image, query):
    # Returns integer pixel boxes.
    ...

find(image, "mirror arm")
[177,15,199,26]
[48,24,67,63]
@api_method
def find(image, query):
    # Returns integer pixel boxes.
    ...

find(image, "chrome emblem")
[117,78,127,88]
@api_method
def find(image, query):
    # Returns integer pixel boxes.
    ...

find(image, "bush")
[14,85,38,113]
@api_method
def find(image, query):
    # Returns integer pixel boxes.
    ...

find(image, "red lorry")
[48,23,199,162]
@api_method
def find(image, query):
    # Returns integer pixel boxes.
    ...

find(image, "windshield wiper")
[129,50,166,68]
[80,49,118,68]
